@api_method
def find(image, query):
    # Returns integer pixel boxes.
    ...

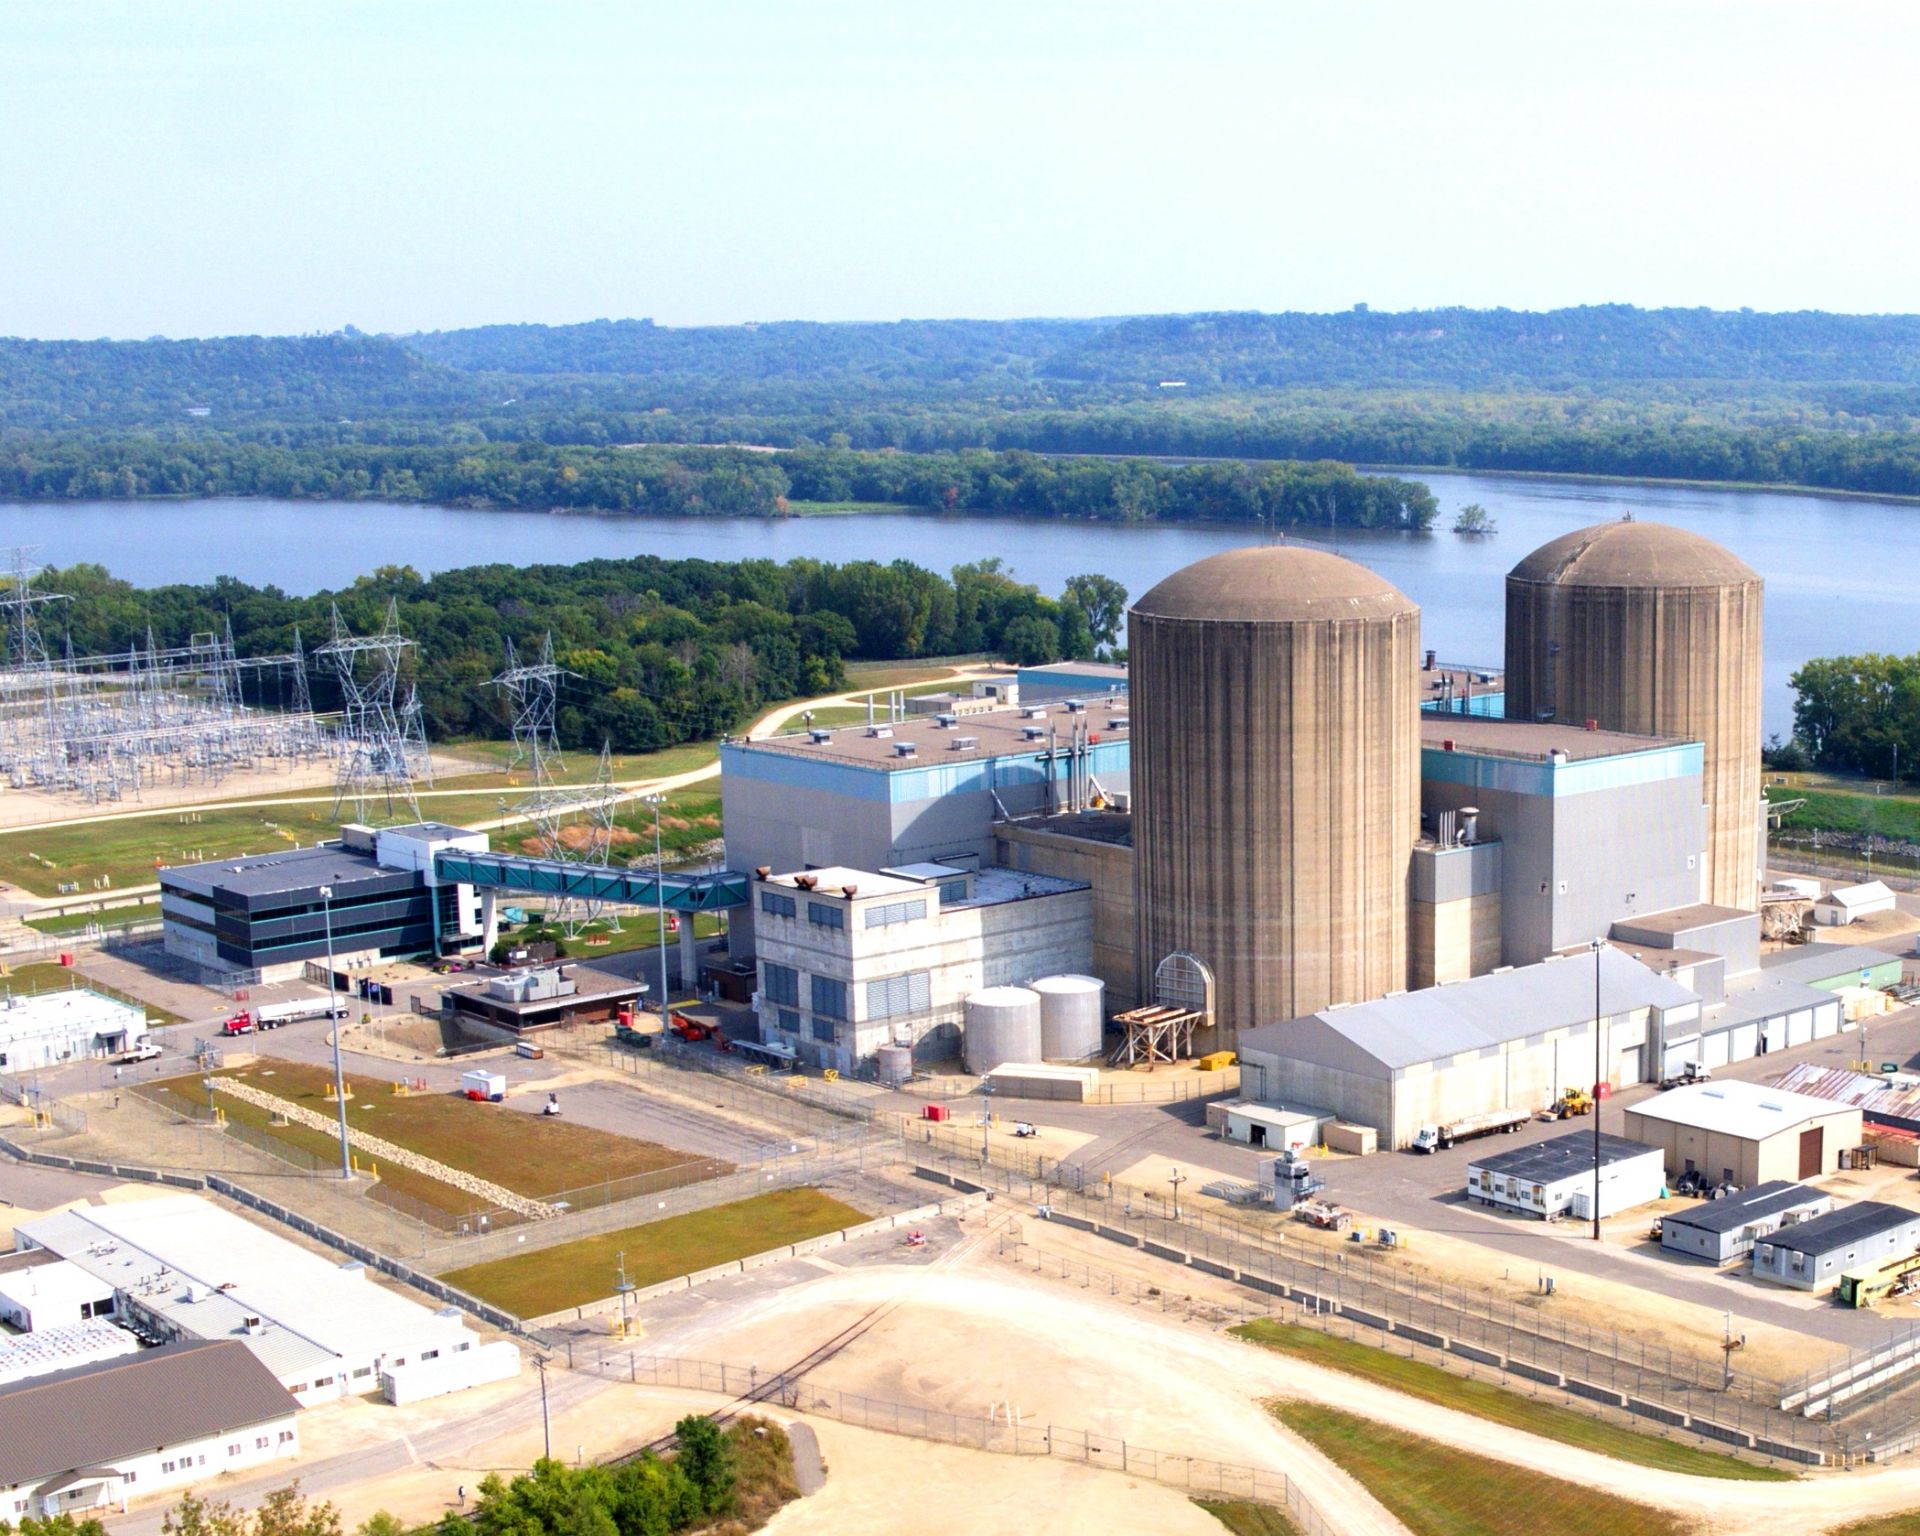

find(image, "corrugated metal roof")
[19,1196,470,1384]
[1244,948,1695,1072]
[1772,1063,1920,1129]
[0,1339,292,1485]
[1662,1181,1826,1235]
[1758,1200,1919,1257]
[1626,1079,1855,1141]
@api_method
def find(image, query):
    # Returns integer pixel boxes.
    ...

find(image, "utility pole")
[534,1353,552,1459]
[979,1074,993,1161]
[1168,1166,1187,1223]
[323,885,350,1180]
[1591,937,1604,1243]
[616,1249,635,1338]
[646,793,670,1019]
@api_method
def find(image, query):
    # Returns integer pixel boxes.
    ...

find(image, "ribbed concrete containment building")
[1504,520,1764,910]
[1131,546,1420,1043]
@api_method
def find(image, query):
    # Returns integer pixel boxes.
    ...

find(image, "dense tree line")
[1785,652,1920,780]
[0,440,1437,529]
[14,306,1920,499]
[38,548,1118,752]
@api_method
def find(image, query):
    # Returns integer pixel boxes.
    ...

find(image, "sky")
[3,1,1918,339]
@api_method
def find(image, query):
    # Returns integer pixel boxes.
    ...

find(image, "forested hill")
[407,307,1920,391]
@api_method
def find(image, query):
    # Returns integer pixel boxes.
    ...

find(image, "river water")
[2,470,1914,738]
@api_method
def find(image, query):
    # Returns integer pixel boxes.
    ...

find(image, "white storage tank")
[963,986,1042,1075]
[1031,974,1105,1062]
[876,1042,914,1087]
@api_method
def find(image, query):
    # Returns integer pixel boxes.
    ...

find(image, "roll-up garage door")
[1812,1002,1840,1039]
[1729,1023,1759,1061]
[1788,1009,1815,1047]
[1703,1031,1731,1069]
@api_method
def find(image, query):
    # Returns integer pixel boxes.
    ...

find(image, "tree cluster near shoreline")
[1785,651,1920,781]
[34,551,1118,753]
[0,440,1438,530]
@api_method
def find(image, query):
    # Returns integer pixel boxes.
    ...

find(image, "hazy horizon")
[5,1,1918,340]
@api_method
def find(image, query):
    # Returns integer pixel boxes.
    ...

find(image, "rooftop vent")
[1107,716,1129,730]
[1023,706,1048,720]
[841,884,858,899]
[951,735,979,751]
[1063,698,1087,713]
[865,725,894,739]
[795,874,818,891]
[1022,726,1046,741]
[893,741,918,757]
[807,729,832,743]
[934,713,957,728]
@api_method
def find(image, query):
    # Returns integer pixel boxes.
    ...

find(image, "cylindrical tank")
[1504,519,1763,910]
[1131,546,1420,1043]
[875,1042,914,1087]
[1031,974,1105,1062]
[963,985,1042,1074]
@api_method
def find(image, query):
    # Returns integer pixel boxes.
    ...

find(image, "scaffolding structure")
[491,638,623,936]
[0,548,336,806]
[318,599,434,825]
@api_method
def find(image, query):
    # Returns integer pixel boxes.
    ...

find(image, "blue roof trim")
[1420,739,1701,797]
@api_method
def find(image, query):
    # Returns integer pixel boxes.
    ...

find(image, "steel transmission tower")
[319,599,432,823]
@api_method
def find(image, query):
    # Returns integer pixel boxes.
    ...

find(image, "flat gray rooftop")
[1000,810,1134,848]
[946,867,1087,907]
[159,843,388,900]
[1420,715,1686,762]
[739,705,1130,771]
[1470,1131,1656,1181]
[1616,903,1754,936]
[1760,946,1905,988]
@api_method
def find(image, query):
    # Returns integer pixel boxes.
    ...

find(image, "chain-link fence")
[571,1351,1332,1534]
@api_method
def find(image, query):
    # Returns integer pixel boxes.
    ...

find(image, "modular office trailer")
[1467,1131,1665,1220]
[1659,1181,1832,1264]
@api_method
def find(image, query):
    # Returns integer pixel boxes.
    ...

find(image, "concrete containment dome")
[1131,545,1420,1045]
[1504,518,1764,910]
[1031,973,1105,1062]
[963,986,1043,1075]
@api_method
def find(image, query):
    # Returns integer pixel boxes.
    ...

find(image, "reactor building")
[1503,519,1764,911]
[1129,546,1421,1040]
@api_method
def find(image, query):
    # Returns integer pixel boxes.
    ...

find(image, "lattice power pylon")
[493,633,568,782]
[318,599,433,824]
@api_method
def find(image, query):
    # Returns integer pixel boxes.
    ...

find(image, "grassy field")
[1234,1321,1791,1481]
[24,901,162,936]
[842,656,989,690]
[1274,1402,1687,1536]
[1768,773,1920,844]
[1828,1515,1920,1536]
[501,910,725,959]
[215,1058,707,1200]
[442,1188,867,1316]
[2,960,184,1026]
[1193,1498,1302,1535]
[782,499,916,517]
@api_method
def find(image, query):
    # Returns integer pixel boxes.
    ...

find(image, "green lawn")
[24,902,162,936]
[1194,1498,1302,1536]
[1274,1403,1687,1536]
[213,1058,714,1202]
[1828,1515,1920,1536]
[782,499,916,517]
[3,960,184,1026]
[1769,778,1920,844]
[442,1188,867,1316]
[502,910,724,960]
[842,656,988,689]
[0,803,349,895]
[1234,1321,1791,1481]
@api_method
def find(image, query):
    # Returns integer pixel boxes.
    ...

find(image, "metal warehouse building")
[1467,1132,1665,1220]
[1623,1079,1863,1186]
[1751,1201,1920,1291]
[1659,1181,1831,1265]
[1238,948,1698,1149]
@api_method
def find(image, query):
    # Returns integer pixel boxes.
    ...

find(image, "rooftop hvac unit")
[866,725,893,739]
[950,736,978,751]
[1023,706,1048,719]
[243,1316,264,1335]
[1063,698,1086,713]
[807,729,832,743]
[893,742,918,757]
[1022,726,1046,741]
[1107,716,1130,730]
[934,713,956,728]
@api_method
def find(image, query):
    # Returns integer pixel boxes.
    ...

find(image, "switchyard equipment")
[0,547,334,804]
[1504,518,1764,911]
[318,600,433,823]
[1130,546,1420,1044]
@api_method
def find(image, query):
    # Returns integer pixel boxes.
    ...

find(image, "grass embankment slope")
[1234,1321,1791,1481]
[1829,1516,1920,1536]
[1193,1499,1302,1536]
[1277,1403,1687,1536]
[442,1188,866,1316]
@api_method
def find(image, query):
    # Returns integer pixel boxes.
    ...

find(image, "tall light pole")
[616,1249,634,1338]
[646,793,669,1019]
[533,1353,552,1460]
[322,885,351,1180]
[1168,1166,1187,1222]
[1590,936,1604,1242]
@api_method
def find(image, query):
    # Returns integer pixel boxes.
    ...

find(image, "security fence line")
[571,1350,1337,1535]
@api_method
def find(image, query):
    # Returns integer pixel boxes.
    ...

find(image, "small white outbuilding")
[1813,881,1898,926]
